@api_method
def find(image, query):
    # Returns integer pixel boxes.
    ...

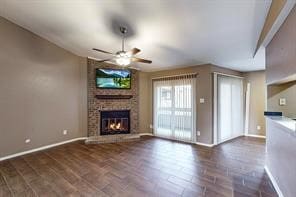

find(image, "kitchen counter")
[266,116,296,134]
[265,116,296,197]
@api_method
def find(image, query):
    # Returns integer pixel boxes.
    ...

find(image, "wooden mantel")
[95,95,133,99]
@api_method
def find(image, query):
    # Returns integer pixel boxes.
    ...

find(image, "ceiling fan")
[92,26,152,68]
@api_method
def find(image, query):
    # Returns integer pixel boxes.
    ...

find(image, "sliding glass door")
[153,76,196,142]
[216,74,244,143]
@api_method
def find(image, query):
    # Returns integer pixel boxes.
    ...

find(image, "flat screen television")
[96,68,131,89]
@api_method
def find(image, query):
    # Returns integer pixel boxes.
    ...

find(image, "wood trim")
[95,95,133,99]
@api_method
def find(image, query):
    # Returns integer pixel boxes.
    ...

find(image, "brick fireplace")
[86,58,139,143]
[100,110,130,135]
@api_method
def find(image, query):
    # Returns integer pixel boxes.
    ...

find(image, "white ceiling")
[0,0,272,72]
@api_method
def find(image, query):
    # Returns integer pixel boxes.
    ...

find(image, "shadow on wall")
[267,81,296,98]
[267,81,296,118]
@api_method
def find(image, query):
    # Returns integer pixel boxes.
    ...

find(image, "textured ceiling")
[0,0,272,71]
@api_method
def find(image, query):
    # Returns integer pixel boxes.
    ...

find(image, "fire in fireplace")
[105,118,127,131]
[100,110,130,135]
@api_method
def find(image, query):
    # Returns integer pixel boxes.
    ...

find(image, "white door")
[216,74,244,143]
[153,77,196,142]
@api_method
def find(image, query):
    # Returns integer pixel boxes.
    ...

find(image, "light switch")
[257,126,261,130]
[200,98,205,104]
[279,98,286,106]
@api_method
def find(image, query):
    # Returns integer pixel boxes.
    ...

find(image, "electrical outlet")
[149,124,153,129]
[257,126,261,130]
[197,131,201,136]
[25,139,31,144]
[63,130,68,135]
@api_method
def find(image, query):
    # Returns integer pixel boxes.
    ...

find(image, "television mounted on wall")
[96,68,131,89]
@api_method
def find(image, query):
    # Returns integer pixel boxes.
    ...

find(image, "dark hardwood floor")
[0,136,277,197]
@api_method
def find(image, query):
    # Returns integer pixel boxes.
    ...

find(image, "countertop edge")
[266,116,296,134]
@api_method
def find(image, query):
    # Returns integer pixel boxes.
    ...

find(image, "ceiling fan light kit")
[115,51,131,66]
[93,26,152,68]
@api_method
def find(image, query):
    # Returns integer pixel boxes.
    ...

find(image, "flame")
[110,123,116,130]
[109,122,122,130]
[116,122,121,130]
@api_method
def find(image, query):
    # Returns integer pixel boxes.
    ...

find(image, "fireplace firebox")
[100,110,130,135]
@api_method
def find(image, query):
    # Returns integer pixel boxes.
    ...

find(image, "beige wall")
[139,72,152,133]
[266,5,296,84]
[140,64,242,144]
[244,71,266,136]
[267,81,296,118]
[0,17,87,157]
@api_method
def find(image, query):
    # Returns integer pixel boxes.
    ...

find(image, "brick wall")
[87,58,139,136]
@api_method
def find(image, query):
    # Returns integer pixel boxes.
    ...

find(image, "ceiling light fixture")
[115,51,131,66]
[92,26,152,68]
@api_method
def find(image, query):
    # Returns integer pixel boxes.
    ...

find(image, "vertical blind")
[217,75,244,143]
[153,74,197,142]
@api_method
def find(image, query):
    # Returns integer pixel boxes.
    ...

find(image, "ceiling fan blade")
[92,48,114,55]
[131,57,152,64]
[96,59,113,63]
[127,66,141,71]
[129,48,141,55]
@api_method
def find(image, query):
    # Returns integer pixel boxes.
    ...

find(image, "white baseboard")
[195,142,215,147]
[245,134,266,139]
[0,137,87,161]
[264,166,284,197]
[139,133,154,136]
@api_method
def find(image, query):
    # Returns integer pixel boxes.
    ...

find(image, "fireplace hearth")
[100,110,130,135]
